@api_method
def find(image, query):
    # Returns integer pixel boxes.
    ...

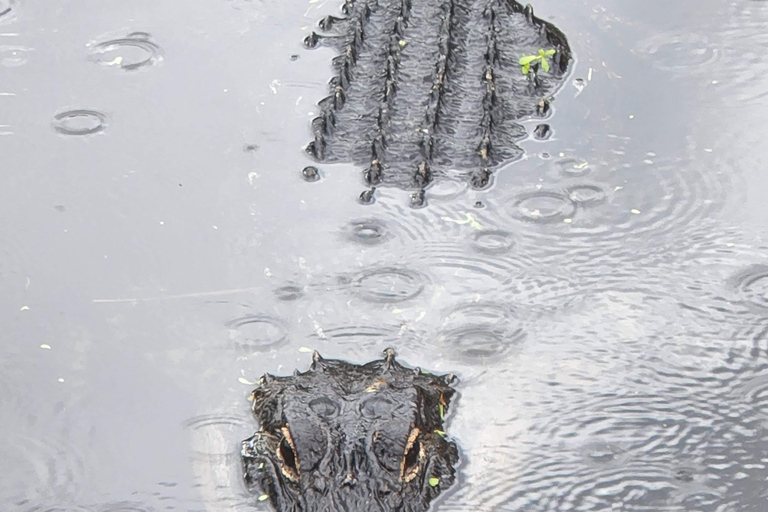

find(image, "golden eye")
[277,425,300,481]
[401,427,423,482]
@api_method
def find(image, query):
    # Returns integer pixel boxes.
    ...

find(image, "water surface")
[2,0,768,510]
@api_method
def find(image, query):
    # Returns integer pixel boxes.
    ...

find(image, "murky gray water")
[2,0,768,510]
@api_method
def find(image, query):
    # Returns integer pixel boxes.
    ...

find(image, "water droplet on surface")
[88,33,162,70]
[511,191,576,223]
[302,166,320,182]
[52,110,107,136]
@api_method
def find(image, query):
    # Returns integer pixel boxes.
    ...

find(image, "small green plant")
[519,49,556,75]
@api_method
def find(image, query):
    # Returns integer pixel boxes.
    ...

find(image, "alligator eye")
[277,426,301,482]
[401,427,423,483]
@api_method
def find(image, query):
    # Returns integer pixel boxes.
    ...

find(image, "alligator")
[302,0,571,205]
[241,348,459,512]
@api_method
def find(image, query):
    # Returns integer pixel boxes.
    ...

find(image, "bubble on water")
[301,166,321,182]
[52,109,107,136]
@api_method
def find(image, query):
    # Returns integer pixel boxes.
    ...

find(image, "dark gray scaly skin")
[241,348,459,512]
[304,0,571,198]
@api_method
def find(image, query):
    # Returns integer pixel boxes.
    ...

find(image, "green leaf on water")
[429,477,440,487]
[258,494,269,501]
[521,62,530,74]
[298,346,313,353]
[543,49,556,56]
[541,57,550,73]
[519,55,539,65]
[434,429,446,437]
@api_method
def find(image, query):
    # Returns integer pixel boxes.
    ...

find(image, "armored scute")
[303,0,571,199]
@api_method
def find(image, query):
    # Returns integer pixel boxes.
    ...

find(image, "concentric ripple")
[23,506,90,512]
[730,264,768,311]
[425,179,468,201]
[501,158,730,262]
[184,413,253,456]
[52,109,107,136]
[740,371,768,422]
[635,32,719,73]
[0,45,31,67]
[470,230,516,254]
[344,218,390,245]
[225,315,289,351]
[98,502,152,512]
[459,388,742,511]
[555,156,591,177]
[311,324,395,341]
[351,267,428,304]
[566,184,606,205]
[510,191,576,223]
[434,302,524,363]
[704,4,768,106]
[741,322,768,359]
[307,324,412,361]
[88,32,162,70]
[0,431,87,504]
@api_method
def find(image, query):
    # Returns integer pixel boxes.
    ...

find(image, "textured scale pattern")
[304,0,571,198]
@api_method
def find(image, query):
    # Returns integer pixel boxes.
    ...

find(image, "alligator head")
[241,348,459,512]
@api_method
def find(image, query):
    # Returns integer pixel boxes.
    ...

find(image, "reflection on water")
[2,0,768,510]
